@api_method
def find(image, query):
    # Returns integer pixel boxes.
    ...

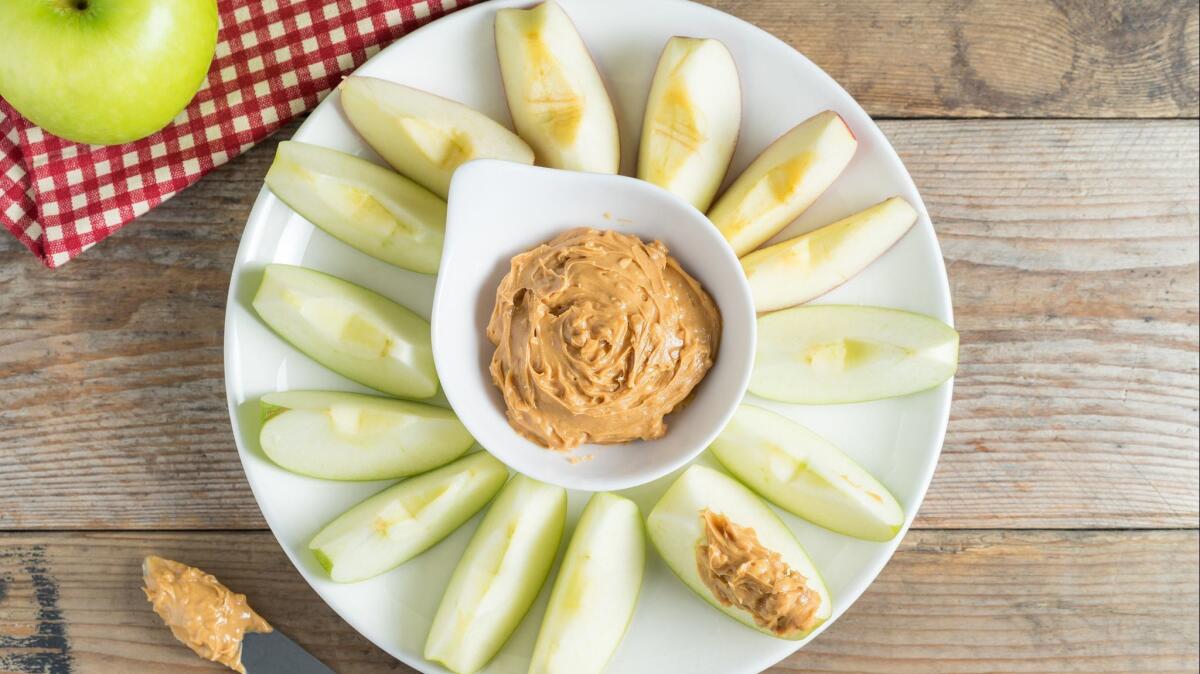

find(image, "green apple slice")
[425,475,567,674]
[252,264,437,399]
[637,36,741,212]
[646,465,831,640]
[741,197,919,312]
[495,1,620,174]
[264,141,446,274]
[708,110,857,256]
[529,492,644,674]
[258,390,473,480]
[710,404,904,541]
[309,451,508,583]
[339,77,534,199]
[752,304,958,404]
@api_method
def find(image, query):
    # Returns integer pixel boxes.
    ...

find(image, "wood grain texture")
[894,119,1200,528]
[0,530,1194,673]
[774,529,1200,673]
[707,0,1200,118]
[1,119,1196,531]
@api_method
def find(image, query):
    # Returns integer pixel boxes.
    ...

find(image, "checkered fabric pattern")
[0,0,477,269]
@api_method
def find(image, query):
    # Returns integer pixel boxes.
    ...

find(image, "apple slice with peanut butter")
[696,509,823,636]
[647,465,832,640]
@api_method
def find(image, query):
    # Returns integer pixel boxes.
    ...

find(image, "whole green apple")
[0,0,218,145]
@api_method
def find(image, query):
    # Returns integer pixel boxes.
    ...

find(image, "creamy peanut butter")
[142,556,272,673]
[487,227,720,450]
[695,510,821,636]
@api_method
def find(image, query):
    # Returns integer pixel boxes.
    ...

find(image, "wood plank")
[890,119,1200,528]
[775,529,1200,674]
[0,119,1196,530]
[703,0,1199,118]
[0,530,1195,673]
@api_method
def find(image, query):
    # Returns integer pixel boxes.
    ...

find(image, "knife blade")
[242,629,336,674]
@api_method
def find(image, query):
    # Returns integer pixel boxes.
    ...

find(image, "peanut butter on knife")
[142,556,272,673]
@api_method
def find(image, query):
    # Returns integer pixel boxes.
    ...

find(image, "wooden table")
[2,1,1197,672]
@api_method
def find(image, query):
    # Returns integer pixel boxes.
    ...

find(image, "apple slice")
[752,305,959,404]
[529,493,644,674]
[425,474,567,674]
[264,141,446,274]
[339,77,534,198]
[258,390,473,480]
[309,451,508,583]
[742,197,918,312]
[708,111,857,256]
[637,37,741,212]
[710,404,905,541]
[252,264,437,399]
[646,465,831,640]
[494,1,620,174]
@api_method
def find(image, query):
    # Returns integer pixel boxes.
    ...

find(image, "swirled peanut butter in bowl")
[487,227,721,451]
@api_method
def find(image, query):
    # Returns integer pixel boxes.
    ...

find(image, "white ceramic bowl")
[431,160,755,492]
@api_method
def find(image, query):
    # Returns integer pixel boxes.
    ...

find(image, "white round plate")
[223,1,953,673]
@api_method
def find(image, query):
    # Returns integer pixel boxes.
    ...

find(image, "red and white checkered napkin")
[0,0,477,269]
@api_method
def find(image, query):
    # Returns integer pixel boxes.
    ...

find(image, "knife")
[242,630,336,674]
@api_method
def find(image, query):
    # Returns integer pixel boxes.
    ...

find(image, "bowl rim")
[430,159,757,491]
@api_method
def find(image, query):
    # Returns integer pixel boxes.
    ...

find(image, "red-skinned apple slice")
[637,37,741,212]
[708,111,857,256]
[742,196,919,312]
[494,1,620,174]
[339,77,534,198]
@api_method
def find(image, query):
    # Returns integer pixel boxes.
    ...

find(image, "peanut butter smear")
[142,556,272,673]
[487,227,721,450]
[695,510,821,636]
